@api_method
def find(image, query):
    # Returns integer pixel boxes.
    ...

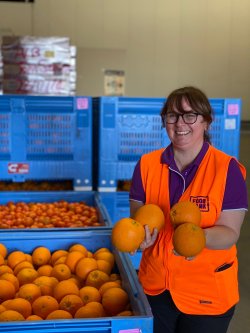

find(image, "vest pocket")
[214,260,239,307]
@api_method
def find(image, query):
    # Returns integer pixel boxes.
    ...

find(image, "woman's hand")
[140,225,158,250]
[130,225,158,255]
[172,249,195,261]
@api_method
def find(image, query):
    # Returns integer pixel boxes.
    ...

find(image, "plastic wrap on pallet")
[1,36,77,96]
[3,78,76,95]
[3,63,76,77]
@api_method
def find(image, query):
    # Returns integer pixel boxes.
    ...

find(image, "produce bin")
[0,95,92,190]
[93,96,241,191]
[0,191,112,230]
[0,229,153,333]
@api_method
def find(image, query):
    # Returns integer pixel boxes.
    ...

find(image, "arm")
[204,210,246,250]
[130,200,144,218]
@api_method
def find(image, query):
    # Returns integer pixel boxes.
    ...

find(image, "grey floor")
[228,131,250,333]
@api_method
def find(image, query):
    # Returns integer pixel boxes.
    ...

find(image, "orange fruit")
[0,243,7,259]
[0,305,6,313]
[46,309,73,320]
[68,244,88,256]
[13,261,34,275]
[87,251,94,258]
[94,247,110,255]
[32,246,51,267]
[0,280,16,301]
[111,218,145,252]
[96,259,112,275]
[32,295,59,319]
[7,251,27,269]
[68,275,82,288]
[75,257,98,280]
[51,250,68,266]
[94,251,115,268]
[117,310,133,316]
[37,264,53,277]
[170,201,201,228]
[0,272,19,292]
[51,263,71,281]
[99,281,122,296]
[18,283,42,303]
[26,314,43,321]
[102,287,129,316]
[0,265,13,275]
[59,294,83,316]
[53,280,79,302]
[34,276,58,296]
[173,222,206,257]
[134,203,165,233]
[0,255,4,266]
[54,256,67,265]
[65,251,85,273]
[109,273,121,281]
[25,254,33,263]
[85,270,110,289]
[0,309,25,321]
[79,286,101,305]
[74,301,105,318]
[16,267,39,286]
[2,298,32,318]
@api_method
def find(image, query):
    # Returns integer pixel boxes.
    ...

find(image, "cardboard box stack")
[1,36,76,95]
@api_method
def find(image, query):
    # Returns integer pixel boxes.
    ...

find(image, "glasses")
[164,112,201,124]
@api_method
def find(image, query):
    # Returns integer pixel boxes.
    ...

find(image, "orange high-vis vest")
[138,145,246,315]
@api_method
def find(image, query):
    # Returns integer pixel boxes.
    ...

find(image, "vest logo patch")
[190,196,209,212]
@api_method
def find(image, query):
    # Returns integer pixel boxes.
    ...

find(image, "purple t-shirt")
[129,142,248,211]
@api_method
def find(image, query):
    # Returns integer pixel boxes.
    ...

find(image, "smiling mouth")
[175,131,190,135]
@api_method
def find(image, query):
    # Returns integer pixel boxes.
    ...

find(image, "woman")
[129,86,248,333]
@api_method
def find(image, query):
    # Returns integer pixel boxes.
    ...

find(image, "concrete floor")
[228,131,250,333]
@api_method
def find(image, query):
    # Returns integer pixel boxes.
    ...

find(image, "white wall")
[0,0,250,120]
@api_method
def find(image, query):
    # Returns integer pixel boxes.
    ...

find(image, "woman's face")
[165,98,208,150]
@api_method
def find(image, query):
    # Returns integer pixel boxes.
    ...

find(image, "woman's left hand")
[130,225,158,255]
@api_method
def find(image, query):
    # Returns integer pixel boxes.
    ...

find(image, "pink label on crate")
[227,104,239,115]
[8,163,29,174]
[119,330,141,333]
[77,98,88,109]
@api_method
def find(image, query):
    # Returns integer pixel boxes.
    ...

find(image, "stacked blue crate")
[0,95,92,190]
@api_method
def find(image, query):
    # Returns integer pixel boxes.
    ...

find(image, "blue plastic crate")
[93,96,241,191]
[0,95,92,190]
[0,191,112,230]
[98,192,142,269]
[0,230,152,333]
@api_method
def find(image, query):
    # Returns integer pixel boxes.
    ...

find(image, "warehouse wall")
[0,0,250,120]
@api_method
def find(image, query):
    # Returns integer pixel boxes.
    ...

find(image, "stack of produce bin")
[0,94,153,332]
[0,95,92,190]
[94,96,242,268]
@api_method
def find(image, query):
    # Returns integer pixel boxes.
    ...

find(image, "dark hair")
[160,86,213,143]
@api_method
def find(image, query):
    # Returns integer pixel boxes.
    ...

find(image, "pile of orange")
[111,203,165,252]
[170,201,205,257]
[0,242,133,322]
[0,200,101,229]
